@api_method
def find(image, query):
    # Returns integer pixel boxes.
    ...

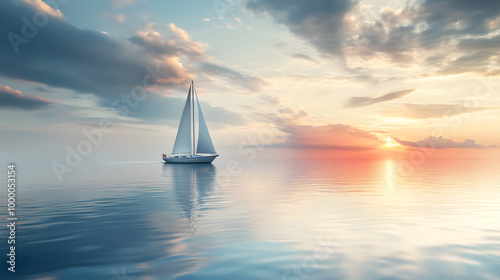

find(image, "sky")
[1,0,500,160]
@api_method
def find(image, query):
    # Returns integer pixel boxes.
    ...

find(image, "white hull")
[163,154,218,164]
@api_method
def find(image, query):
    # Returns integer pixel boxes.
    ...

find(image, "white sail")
[195,90,216,154]
[172,86,192,154]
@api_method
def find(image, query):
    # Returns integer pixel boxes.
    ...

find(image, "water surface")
[1,153,499,279]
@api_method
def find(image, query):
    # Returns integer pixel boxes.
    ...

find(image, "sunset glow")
[385,137,396,147]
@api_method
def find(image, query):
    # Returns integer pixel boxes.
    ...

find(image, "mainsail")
[171,82,217,156]
[195,90,216,154]
[172,85,192,154]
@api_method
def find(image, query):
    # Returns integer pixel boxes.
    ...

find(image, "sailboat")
[163,81,219,164]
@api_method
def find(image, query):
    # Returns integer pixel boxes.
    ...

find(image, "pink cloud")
[0,84,51,110]
[280,124,383,151]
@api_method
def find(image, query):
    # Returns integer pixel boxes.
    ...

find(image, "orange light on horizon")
[384,137,398,147]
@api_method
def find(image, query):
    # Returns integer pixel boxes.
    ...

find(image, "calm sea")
[1,151,500,280]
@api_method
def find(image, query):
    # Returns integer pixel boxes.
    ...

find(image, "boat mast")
[191,80,195,155]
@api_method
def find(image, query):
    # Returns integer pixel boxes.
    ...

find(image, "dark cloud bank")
[247,0,500,75]
[0,0,260,123]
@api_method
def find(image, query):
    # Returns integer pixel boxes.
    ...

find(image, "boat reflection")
[163,164,216,235]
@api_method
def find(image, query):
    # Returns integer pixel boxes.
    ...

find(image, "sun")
[385,137,396,147]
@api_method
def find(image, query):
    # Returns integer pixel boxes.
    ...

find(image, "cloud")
[252,105,308,126]
[394,136,485,149]
[0,1,190,101]
[291,53,317,64]
[113,0,135,8]
[254,105,383,150]
[0,84,51,110]
[103,13,126,24]
[382,103,498,119]
[128,94,244,125]
[129,23,206,60]
[21,0,63,18]
[247,0,355,57]
[279,123,383,150]
[259,94,281,105]
[199,62,266,92]
[345,89,415,108]
[417,0,500,37]
[353,0,500,74]
[434,34,500,76]
[248,0,500,76]
[34,87,49,93]
[0,0,262,120]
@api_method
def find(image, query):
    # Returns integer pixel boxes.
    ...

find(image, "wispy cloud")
[345,89,415,108]
[128,94,245,125]
[0,84,51,110]
[382,103,498,119]
[291,53,317,64]
[113,0,135,8]
[199,62,266,92]
[103,13,126,24]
